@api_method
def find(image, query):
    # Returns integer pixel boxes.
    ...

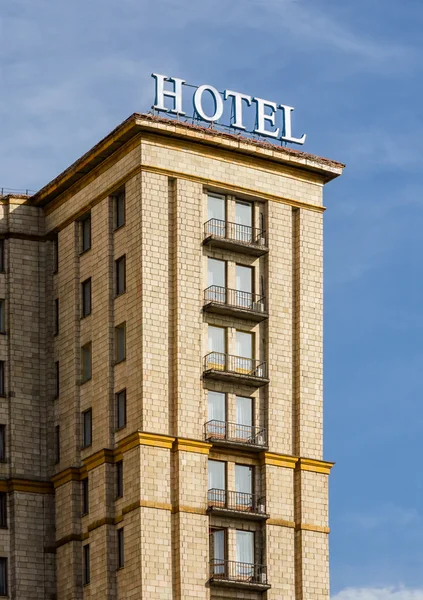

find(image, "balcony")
[203,353,269,387]
[209,560,270,591]
[203,219,268,256]
[203,286,268,322]
[204,420,267,452]
[207,489,268,520]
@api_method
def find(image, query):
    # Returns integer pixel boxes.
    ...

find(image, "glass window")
[208,460,226,491]
[0,300,5,333]
[207,258,226,303]
[117,528,124,569]
[55,425,60,464]
[0,557,7,596]
[54,298,59,335]
[235,265,253,308]
[83,545,90,585]
[115,256,126,296]
[236,530,254,570]
[236,331,253,358]
[80,215,91,253]
[81,279,91,318]
[210,529,225,575]
[82,478,89,515]
[208,391,226,422]
[0,426,5,462]
[207,194,226,237]
[0,240,4,273]
[81,343,92,383]
[236,396,253,427]
[82,409,92,448]
[116,389,126,429]
[55,362,59,399]
[115,323,126,364]
[235,201,253,242]
[208,326,225,353]
[235,465,253,496]
[116,460,123,499]
[0,362,5,397]
[0,493,7,528]
[114,192,125,230]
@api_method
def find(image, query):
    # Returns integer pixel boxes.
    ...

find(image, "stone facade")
[0,114,343,599]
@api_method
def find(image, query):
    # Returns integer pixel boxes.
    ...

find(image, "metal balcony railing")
[208,489,266,514]
[203,352,267,379]
[204,286,266,313]
[209,559,268,585]
[204,219,266,247]
[205,420,266,447]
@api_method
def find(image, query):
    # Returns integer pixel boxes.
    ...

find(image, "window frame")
[115,389,127,430]
[0,557,7,596]
[82,477,89,516]
[82,408,92,449]
[80,214,91,254]
[115,323,126,364]
[116,460,123,499]
[81,278,92,318]
[0,493,7,528]
[115,255,126,297]
[0,426,5,462]
[117,528,124,569]
[83,544,90,585]
[81,342,92,383]
[113,190,126,230]
[0,362,5,398]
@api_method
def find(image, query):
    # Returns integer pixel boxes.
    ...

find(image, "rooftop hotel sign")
[152,73,306,146]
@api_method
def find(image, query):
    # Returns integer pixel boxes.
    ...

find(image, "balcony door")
[235,201,252,243]
[235,464,253,509]
[207,258,226,303]
[210,529,226,576]
[208,194,226,237]
[236,530,254,576]
[208,460,226,506]
[208,326,226,370]
[207,391,226,439]
[235,265,253,308]
[235,331,253,373]
[235,396,253,442]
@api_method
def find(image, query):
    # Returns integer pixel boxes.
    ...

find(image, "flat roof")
[31,113,345,207]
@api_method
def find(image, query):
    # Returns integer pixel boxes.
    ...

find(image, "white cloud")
[333,587,423,600]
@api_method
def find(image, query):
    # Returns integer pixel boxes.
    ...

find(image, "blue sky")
[1,0,423,597]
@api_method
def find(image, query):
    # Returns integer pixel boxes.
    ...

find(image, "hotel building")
[0,113,343,599]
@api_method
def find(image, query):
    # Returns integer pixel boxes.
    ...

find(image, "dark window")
[0,300,5,334]
[114,191,125,230]
[81,343,92,383]
[54,298,59,335]
[81,278,92,318]
[0,362,5,397]
[80,215,91,253]
[83,545,90,585]
[55,362,60,399]
[116,390,126,429]
[53,234,59,273]
[116,461,123,499]
[0,426,5,462]
[115,323,126,364]
[55,425,60,464]
[0,494,6,528]
[0,240,4,273]
[82,409,92,448]
[115,256,126,296]
[117,528,124,568]
[0,557,7,596]
[82,478,89,515]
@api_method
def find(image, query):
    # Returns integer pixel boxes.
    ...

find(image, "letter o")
[193,85,224,122]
